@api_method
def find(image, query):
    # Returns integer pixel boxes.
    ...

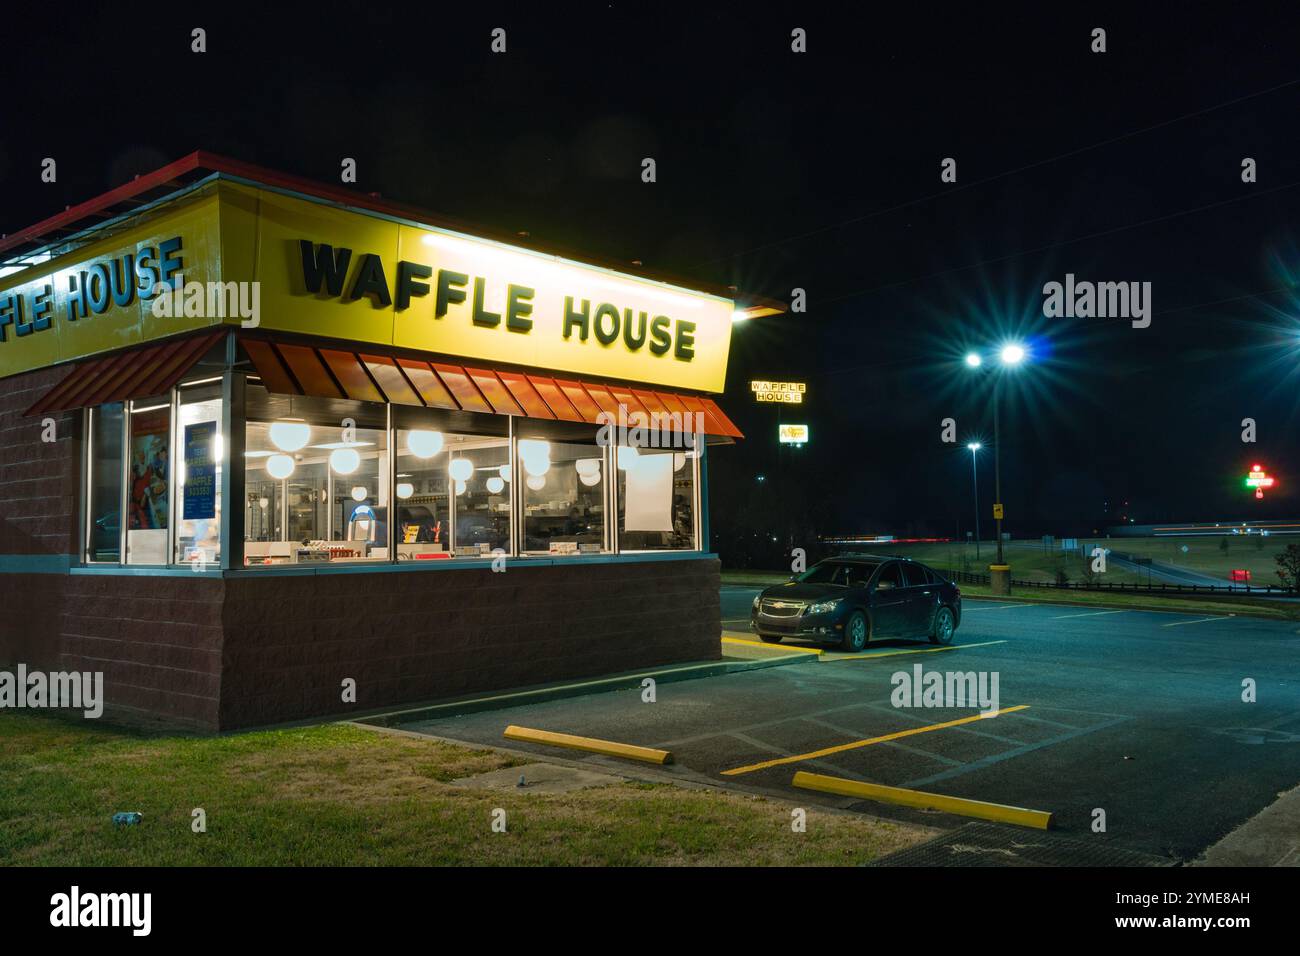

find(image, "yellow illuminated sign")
[778,424,809,444]
[1,182,735,393]
[751,380,806,404]
[0,190,224,379]
[231,184,735,392]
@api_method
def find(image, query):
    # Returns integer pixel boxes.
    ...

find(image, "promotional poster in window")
[128,410,169,531]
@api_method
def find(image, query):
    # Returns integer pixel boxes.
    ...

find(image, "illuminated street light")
[964,352,982,368]
[964,341,1032,575]
[967,442,982,559]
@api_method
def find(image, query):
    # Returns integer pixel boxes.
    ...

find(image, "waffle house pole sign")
[750,380,806,403]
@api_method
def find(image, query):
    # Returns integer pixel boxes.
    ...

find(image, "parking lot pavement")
[398,588,1300,862]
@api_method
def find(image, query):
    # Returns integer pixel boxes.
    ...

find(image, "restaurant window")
[393,425,450,560]
[126,396,172,565]
[243,386,389,566]
[449,435,511,556]
[392,405,513,560]
[174,382,223,566]
[78,374,716,568]
[520,439,607,555]
[86,403,125,562]
[616,444,698,552]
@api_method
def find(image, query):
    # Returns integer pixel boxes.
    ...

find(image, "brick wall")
[0,366,79,556]
[58,575,226,731]
[0,573,66,671]
[7,556,719,732]
[0,366,79,669]
[218,557,721,729]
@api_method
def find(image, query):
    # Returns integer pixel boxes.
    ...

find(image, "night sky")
[4,4,1298,559]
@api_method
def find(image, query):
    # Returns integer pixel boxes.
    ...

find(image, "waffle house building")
[0,153,776,730]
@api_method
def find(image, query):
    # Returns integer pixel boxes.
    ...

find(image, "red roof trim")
[22,330,224,416]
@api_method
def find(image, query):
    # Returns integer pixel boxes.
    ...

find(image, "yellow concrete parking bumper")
[722,636,824,655]
[503,725,673,765]
[792,771,1053,829]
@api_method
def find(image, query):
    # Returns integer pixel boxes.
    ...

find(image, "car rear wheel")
[929,606,955,645]
[758,634,784,644]
[840,611,869,652]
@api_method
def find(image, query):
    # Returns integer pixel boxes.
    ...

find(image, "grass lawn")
[950,582,1300,619]
[1093,534,1292,584]
[866,541,1147,585]
[0,714,928,866]
[728,542,1147,586]
[870,536,1293,587]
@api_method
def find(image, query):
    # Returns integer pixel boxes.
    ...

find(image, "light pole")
[994,343,1025,567]
[966,442,982,559]
[965,343,1026,585]
[993,375,1004,565]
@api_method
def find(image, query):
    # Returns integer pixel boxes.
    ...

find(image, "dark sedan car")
[750,555,961,652]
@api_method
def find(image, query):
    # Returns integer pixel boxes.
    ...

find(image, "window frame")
[874,561,905,590]
[901,562,932,588]
[81,375,709,569]
[613,443,702,554]
[82,403,129,565]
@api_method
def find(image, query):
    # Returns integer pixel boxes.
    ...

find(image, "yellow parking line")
[503,726,673,764]
[1049,609,1129,620]
[719,705,1030,776]
[722,636,824,655]
[836,640,1006,661]
[792,771,1053,829]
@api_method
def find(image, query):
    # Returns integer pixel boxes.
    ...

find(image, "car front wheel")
[758,633,784,644]
[929,606,956,645]
[841,610,869,652]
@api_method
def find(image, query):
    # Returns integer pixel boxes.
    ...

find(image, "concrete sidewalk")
[1193,784,1300,866]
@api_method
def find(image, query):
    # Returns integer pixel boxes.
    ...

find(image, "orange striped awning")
[23,330,227,416]
[241,337,743,439]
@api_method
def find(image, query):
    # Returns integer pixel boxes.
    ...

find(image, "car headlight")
[807,599,842,615]
[752,594,762,610]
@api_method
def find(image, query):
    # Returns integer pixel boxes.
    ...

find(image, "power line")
[815,283,1297,380]
[820,355,916,378]
[1157,285,1296,318]
[817,178,1300,307]
[698,76,1300,269]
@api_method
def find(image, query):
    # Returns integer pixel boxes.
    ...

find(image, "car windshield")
[796,561,878,587]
